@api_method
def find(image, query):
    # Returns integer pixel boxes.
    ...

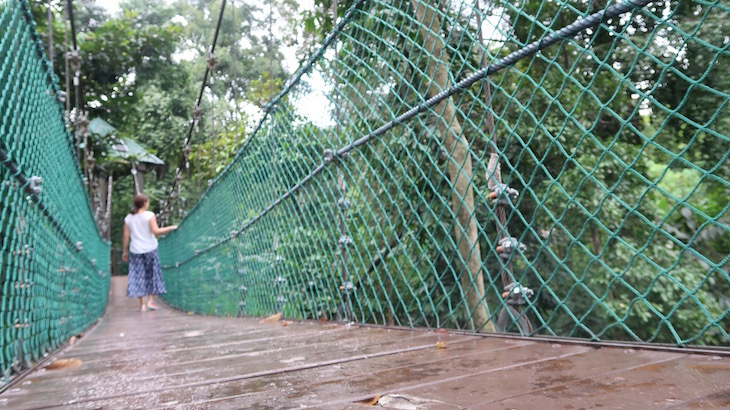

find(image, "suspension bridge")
[1,0,729,407]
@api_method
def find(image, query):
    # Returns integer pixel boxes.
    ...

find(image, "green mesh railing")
[160,0,729,346]
[0,0,110,380]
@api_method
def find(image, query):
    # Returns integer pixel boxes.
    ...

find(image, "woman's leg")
[128,253,148,311]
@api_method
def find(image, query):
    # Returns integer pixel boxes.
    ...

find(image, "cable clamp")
[490,183,519,206]
[338,235,354,248]
[29,176,42,194]
[340,281,356,293]
[206,52,218,71]
[193,105,203,122]
[497,237,526,259]
[324,148,349,165]
[337,197,351,211]
[67,49,82,72]
[501,282,534,305]
[323,148,337,164]
[75,241,83,252]
[76,112,89,135]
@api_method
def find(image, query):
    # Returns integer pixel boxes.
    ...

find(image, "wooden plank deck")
[3,276,728,409]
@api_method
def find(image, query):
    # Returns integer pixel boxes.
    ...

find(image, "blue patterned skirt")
[127,249,167,297]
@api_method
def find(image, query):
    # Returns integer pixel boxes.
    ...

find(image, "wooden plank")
[1,276,728,410]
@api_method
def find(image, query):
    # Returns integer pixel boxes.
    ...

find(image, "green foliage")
[159,0,729,347]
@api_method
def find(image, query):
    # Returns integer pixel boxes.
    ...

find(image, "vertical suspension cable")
[232,0,239,151]
[210,70,216,177]
[476,0,532,334]
[269,0,282,313]
[333,0,352,322]
[47,0,53,73]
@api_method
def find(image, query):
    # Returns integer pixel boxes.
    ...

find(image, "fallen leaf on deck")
[259,312,282,323]
[436,341,447,349]
[354,394,381,405]
[45,359,83,370]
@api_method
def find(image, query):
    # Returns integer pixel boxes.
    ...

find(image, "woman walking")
[122,193,177,311]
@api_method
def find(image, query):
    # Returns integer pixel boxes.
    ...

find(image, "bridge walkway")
[3,277,728,409]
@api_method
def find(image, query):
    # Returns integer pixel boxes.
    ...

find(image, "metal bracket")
[490,183,519,206]
[497,237,526,260]
[206,52,218,72]
[337,197,351,211]
[501,282,534,306]
[67,49,82,73]
[29,176,42,194]
[338,235,354,248]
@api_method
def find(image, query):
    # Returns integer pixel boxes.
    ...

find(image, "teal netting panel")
[0,0,110,380]
[160,0,729,346]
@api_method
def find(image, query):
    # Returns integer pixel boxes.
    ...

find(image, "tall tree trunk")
[410,0,494,332]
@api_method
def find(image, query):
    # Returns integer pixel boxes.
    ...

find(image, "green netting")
[0,0,110,380]
[160,0,729,346]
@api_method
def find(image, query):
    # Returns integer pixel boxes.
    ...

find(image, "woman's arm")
[122,224,130,262]
[149,215,178,236]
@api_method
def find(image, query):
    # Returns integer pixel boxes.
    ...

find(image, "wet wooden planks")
[2,276,728,409]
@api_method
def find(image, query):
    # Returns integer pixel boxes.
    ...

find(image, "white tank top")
[124,211,159,254]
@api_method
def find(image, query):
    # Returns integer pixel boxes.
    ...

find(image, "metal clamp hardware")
[75,241,83,252]
[206,52,218,71]
[338,235,354,248]
[323,148,337,164]
[29,176,42,194]
[497,237,526,259]
[337,197,351,210]
[501,282,534,306]
[340,281,356,293]
[489,183,519,206]
[67,49,82,72]
[324,149,349,164]
[193,105,203,122]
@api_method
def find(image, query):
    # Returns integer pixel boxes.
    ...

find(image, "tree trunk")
[410,0,494,332]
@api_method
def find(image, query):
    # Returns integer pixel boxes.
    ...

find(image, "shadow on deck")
[3,277,729,409]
